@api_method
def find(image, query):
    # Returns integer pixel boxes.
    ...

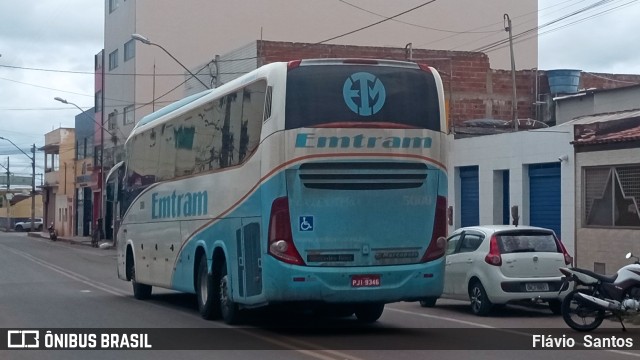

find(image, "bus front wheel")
[354,303,384,323]
[128,258,151,300]
[196,253,220,320]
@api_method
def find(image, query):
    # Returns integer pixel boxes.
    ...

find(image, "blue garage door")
[460,166,479,227]
[529,163,561,238]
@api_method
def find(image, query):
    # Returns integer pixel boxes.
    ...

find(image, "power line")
[415,0,586,48]
[470,0,624,53]
[477,0,638,54]
[314,0,438,44]
[336,0,500,34]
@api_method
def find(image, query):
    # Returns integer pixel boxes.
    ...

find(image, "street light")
[54,97,111,239]
[131,33,210,90]
[0,136,36,232]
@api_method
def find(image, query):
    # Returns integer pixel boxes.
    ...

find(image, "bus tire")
[129,259,152,300]
[218,260,240,324]
[196,253,220,320]
[354,303,384,323]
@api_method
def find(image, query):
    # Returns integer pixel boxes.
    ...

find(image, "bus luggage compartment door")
[236,219,262,299]
[285,161,440,267]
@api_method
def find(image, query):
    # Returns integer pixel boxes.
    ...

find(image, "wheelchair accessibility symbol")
[299,216,314,232]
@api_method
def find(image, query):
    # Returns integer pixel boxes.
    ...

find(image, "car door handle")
[466,259,473,263]
[446,262,452,265]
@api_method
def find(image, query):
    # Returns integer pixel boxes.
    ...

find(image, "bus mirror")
[511,205,519,227]
[447,206,453,226]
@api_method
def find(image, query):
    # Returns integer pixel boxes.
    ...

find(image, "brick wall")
[257,41,639,129]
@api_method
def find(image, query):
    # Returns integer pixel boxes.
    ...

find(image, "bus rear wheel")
[218,260,240,324]
[354,303,384,323]
[196,253,220,320]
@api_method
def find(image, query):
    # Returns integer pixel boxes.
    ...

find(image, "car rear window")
[496,232,559,253]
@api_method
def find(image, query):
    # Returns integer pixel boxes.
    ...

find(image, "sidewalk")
[27,231,115,249]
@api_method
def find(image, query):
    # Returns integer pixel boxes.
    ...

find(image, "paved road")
[1,232,639,360]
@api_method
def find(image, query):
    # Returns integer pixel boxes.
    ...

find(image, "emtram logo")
[343,72,386,116]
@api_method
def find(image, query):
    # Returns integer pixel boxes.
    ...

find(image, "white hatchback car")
[420,225,573,315]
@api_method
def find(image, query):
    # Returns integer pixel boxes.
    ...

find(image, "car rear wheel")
[419,297,438,308]
[548,299,562,315]
[469,281,492,316]
[15,225,23,232]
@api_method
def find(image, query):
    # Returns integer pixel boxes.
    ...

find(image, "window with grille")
[109,0,119,13]
[124,40,135,62]
[109,49,119,71]
[108,112,117,130]
[123,105,134,125]
[584,165,640,228]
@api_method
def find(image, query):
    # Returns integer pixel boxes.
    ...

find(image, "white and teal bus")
[113,58,448,324]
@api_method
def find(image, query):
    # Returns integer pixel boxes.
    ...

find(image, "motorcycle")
[48,223,57,241]
[559,252,640,332]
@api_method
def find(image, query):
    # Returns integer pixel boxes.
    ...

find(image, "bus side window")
[239,81,266,162]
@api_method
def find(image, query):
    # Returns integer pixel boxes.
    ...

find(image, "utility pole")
[1,157,10,230]
[6,157,10,230]
[31,144,36,232]
[504,13,518,131]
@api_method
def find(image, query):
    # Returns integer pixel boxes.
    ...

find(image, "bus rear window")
[285,65,441,131]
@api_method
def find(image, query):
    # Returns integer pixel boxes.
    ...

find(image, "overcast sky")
[0,0,638,175]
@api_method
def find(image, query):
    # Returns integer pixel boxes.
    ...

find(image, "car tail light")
[268,197,305,265]
[287,60,302,71]
[556,238,573,265]
[421,196,447,262]
[484,235,502,266]
[417,63,432,73]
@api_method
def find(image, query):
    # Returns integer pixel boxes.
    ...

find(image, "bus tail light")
[421,196,447,262]
[484,235,502,266]
[268,197,305,265]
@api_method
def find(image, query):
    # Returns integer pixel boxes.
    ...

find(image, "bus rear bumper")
[261,258,444,304]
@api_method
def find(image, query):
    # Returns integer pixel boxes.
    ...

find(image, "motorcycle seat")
[570,267,618,283]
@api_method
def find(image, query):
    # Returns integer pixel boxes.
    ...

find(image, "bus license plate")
[525,282,549,292]
[351,275,380,287]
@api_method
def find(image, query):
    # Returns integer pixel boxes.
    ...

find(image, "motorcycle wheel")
[561,289,605,332]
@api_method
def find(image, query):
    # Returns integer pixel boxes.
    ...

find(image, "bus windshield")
[285,64,441,131]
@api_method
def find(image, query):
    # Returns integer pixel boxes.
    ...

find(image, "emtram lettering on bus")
[151,190,208,219]
[295,133,432,149]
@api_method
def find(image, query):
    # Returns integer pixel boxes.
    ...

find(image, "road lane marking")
[1,244,362,360]
[5,246,128,296]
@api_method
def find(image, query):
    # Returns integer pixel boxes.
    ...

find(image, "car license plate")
[525,282,549,292]
[351,275,380,287]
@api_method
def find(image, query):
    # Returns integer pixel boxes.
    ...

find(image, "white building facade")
[447,127,576,256]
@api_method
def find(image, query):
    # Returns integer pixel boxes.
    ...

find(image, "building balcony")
[44,170,60,187]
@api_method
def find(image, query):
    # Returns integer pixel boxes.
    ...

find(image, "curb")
[26,232,115,249]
